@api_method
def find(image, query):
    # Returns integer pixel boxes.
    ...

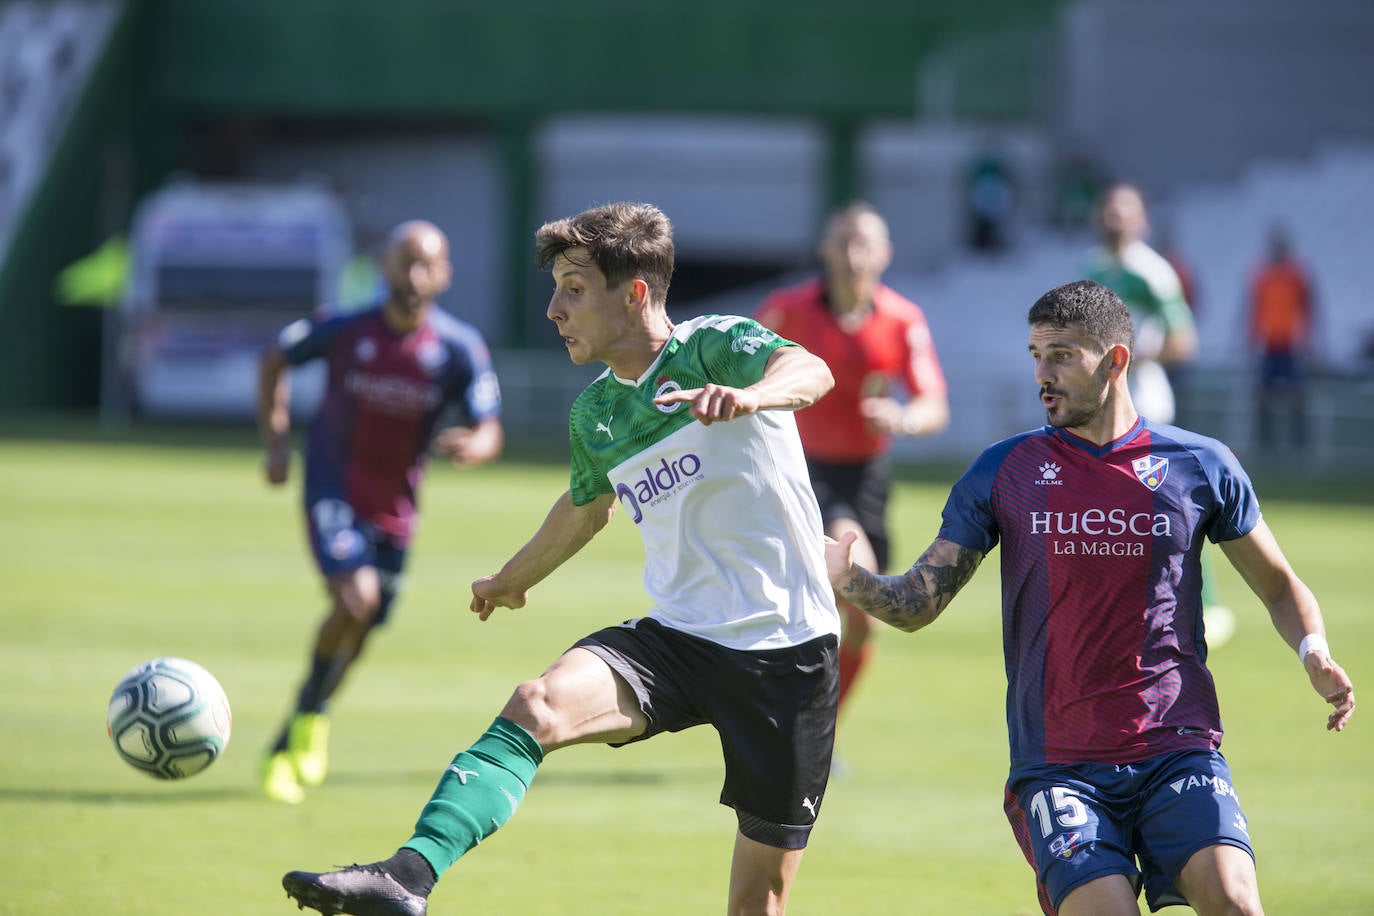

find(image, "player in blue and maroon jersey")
[826,280,1355,915]
[257,220,504,804]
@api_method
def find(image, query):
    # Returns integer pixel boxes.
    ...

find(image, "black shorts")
[574,617,839,850]
[807,457,892,571]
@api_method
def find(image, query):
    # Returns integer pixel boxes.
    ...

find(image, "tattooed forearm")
[835,541,983,632]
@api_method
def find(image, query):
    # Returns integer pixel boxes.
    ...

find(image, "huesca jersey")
[279,304,501,542]
[754,278,946,463]
[568,314,840,652]
[938,417,1261,768]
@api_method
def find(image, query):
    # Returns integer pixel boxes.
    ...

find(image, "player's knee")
[1191,897,1262,916]
[501,678,565,744]
[1201,883,1263,916]
[727,885,788,916]
[334,588,382,624]
[1180,853,1263,916]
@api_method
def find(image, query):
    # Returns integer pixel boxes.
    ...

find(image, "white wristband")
[1298,633,1329,662]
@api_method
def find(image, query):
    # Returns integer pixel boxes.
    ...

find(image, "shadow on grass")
[1,767,691,807]
[0,785,258,804]
[326,768,674,790]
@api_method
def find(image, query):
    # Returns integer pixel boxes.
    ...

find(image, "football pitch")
[1,427,1370,915]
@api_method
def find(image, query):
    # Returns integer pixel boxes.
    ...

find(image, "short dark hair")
[1027,280,1135,352]
[535,202,675,306]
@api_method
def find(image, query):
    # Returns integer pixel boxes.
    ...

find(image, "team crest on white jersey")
[654,374,683,413]
[1132,455,1169,490]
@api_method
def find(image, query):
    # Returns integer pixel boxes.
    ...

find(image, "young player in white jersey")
[282,202,841,916]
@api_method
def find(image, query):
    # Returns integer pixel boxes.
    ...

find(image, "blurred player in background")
[755,202,948,736]
[257,220,504,805]
[281,202,840,916]
[1247,224,1315,459]
[1085,184,1234,648]
[827,279,1356,916]
[1086,183,1196,423]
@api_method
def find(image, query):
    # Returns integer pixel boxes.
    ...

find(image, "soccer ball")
[106,657,232,780]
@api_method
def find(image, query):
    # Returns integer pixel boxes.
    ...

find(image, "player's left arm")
[866,318,950,438]
[900,320,951,436]
[433,417,504,466]
[1155,273,1198,365]
[1219,519,1356,732]
[826,533,983,633]
[470,489,616,620]
[861,388,950,438]
[1159,317,1197,365]
[653,346,834,425]
[434,342,505,465]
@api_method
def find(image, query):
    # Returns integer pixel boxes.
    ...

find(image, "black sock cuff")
[384,847,436,897]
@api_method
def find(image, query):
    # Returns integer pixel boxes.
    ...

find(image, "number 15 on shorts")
[1029,786,1088,838]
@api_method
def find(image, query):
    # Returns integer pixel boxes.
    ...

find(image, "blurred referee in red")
[755,202,948,745]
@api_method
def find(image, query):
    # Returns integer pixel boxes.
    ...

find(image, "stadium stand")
[1170,143,1374,373]
[867,143,1374,468]
[0,0,117,264]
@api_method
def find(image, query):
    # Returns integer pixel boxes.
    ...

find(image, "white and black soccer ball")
[106,657,232,780]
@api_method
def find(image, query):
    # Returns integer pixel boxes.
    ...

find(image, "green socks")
[403,717,544,878]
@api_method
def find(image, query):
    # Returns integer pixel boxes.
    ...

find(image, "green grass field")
[1,428,1370,915]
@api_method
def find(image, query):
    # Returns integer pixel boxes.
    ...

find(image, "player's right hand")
[470,574,528,621]
[823,530,861,589]
[653,383,760,425]
[859,396,906,435]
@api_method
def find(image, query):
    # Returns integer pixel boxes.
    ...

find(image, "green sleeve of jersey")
[1155,286,1195,334]
[568,398,612,505]
[696,315,796,388]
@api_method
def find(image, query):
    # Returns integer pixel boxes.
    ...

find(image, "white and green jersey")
[568,314,840,652]
[1086,240,1195,423]
[1085,240,1193,352]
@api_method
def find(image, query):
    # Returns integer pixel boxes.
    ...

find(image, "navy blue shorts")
[575,617,838,850]
[1004,749,1255,914]
[304,496,407,624]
